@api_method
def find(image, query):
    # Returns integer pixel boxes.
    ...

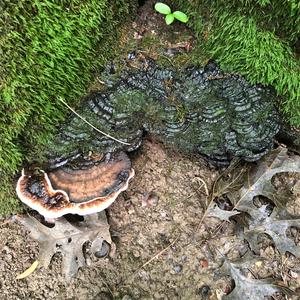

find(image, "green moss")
[172,0,300,126]
[0,0,137,216]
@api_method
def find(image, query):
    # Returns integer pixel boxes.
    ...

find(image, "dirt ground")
[0,139,300,300]
[0,2,299,299]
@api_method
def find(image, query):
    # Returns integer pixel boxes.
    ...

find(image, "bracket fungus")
[16,152,134,219]
[46,58,280,167]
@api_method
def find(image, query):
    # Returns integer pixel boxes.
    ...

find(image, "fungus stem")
[59,98,131,146]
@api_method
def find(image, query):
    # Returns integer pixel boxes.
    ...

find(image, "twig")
[121,233,181,284]
[248,267,258,279]
[0,216,15,227]
[99,274,114,297]
[96,77,106,85]
[181,192,196,202]
[138,234,180,270]
[193,177,209,196]
[59,98,131,146]
[115,233,181,291]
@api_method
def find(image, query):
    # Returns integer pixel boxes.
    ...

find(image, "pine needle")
[59,98,131,146]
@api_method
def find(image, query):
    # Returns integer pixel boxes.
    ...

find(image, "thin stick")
[193,177,209,196]
[59,98,131,146]
[99,274,114,297]
[138,234,180,270]
[123,233,181,284]
[115,233,181,290]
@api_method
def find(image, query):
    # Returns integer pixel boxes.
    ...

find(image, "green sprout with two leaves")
[154,2,189,25]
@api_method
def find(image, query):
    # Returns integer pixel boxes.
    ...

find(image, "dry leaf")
[207,203,240,221]
[236,147,300,215]
[209,147,300,257]
[221,254,293,300]
[245,209,300,256]
[16,211,111,281]
[16,260,39,279]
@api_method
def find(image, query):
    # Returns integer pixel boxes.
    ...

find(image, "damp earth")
[1,140,300,299]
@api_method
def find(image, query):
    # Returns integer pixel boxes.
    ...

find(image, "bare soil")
[0,139,300,299]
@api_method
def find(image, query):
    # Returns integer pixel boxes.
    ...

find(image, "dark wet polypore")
[46,58,280,167]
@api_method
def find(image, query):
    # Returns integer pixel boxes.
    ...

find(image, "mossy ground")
[172,0,300,125]
[0,0,138,216]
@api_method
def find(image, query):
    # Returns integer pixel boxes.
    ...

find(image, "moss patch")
[172,0,300,125]
[0,0,137,216]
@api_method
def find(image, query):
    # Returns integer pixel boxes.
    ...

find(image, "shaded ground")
[0,1,299,299]
[0,140,218,299]
[1,139,300,299]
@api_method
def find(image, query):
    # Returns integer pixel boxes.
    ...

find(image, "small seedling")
[154,2,188,25]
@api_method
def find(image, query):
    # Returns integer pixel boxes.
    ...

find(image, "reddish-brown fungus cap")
[16,152,134,218]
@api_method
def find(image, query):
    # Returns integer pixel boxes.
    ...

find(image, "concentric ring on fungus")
[16,152,134,219]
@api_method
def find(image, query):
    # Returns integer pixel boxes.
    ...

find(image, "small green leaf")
[154,2,171,15]
[173,11,189,23]
[165,14,175,25]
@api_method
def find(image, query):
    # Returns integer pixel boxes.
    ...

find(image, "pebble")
[132,249,140,258]
[95,291,113,300]
[173,264,183,273]
[94,241,110,258]
[127,51,137,61]
[199,258,209,268]
[142,191,159,207]
[198,285,211,297]
[181,255,187,262]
